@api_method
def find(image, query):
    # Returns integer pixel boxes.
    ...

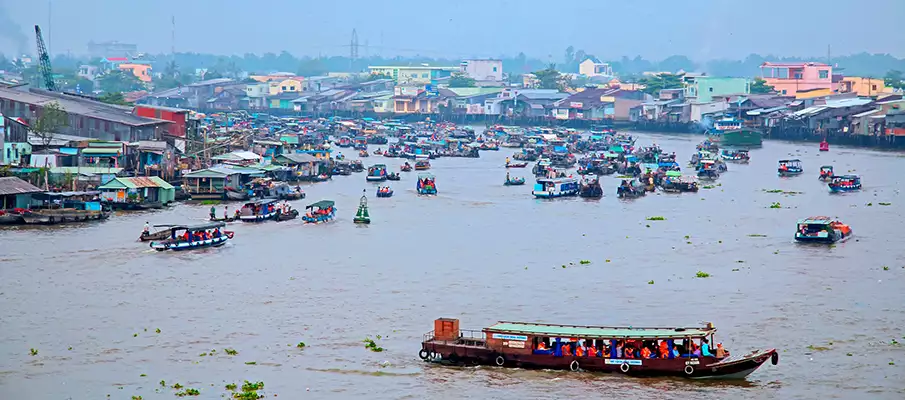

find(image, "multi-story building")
[684,76,750,103]
[839,77,895,97]
[368,65,458,84]
[460,59,503,82]
[579,58,613,78]
[760,62,833,97]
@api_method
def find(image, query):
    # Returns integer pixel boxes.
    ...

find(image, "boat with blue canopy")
[828,175,861,192]
[302,200,336,224]
[533,177,579,199]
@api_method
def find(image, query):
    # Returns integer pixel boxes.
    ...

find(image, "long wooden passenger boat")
[420,319,778,379]
[149,222,234,251]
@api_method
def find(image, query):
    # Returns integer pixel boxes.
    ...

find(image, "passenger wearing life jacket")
[640,346,651,359]
[586,342,597,357]
[575,345,584,357]
[659,341,669,358]
[536,340,547,351]
[715,342,727,358]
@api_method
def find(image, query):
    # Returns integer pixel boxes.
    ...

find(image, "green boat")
[708,118,762,147]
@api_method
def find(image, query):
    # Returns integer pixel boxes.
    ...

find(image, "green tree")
[32,101,69,147]
[638,73,685,95]
[97,92,131,106]
[297,58,328,77]
[532,64,568,91]
[884,70,904,89]
[448,72,476,88]
[749,77,775,94]
[97,70,145,93]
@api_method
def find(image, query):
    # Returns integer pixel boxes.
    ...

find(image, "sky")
[1,0,904,61]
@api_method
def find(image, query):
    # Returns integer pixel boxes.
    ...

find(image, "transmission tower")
[34,25,56,91]
[350,29,359,72]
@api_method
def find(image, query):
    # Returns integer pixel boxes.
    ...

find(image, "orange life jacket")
[641,347,651,359]
[575,346,584,357]
[537,342,547,351]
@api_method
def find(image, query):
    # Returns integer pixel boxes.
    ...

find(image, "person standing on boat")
[224,206,229,220]
[210,206,216,220]
[142,221,150,236]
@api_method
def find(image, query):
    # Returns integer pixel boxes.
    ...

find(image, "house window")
[493,66,498,72]
[793,72,803,79]
[871,85,878,90]
[781,90,787,95]
[421,73,428,78]
[709,87,713,92]
[819,70,829,79]
[282,86,287,90]
[289,86,295,91]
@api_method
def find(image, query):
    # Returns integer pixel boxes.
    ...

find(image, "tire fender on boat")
[418,349,429,360]
[569,360,580,372]
[495,356,505,366]
[620,362,630,373]
[429,351,438,361]
[771,352,779,365]
[684,365,694,375]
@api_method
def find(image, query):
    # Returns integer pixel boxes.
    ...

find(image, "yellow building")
[268,78,304,95]
[839,77,893,97]
[795,87,833,99]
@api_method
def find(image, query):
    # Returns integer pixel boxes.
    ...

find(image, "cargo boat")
[420,319,778,379]
[795,216,852,243]
[707,118,762,147]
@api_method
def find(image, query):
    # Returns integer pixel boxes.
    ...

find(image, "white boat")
[532,177,579,198]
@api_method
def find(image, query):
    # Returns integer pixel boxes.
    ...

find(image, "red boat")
[819,140,829,152]
[420,319,778,379]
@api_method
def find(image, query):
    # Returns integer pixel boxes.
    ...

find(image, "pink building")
[760,62,834,96]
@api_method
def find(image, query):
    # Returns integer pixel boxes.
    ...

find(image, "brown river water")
[1,131,904,399]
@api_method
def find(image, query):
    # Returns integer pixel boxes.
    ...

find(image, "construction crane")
[34,25,56,91]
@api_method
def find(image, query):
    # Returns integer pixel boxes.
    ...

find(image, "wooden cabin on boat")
[420,319,778,379]
[182,166,243,200]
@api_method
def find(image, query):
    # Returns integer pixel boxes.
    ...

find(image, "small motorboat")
[359,150,370,158]
[149,222,234,251]
[819,139,829,152]
[376,186,394,198]
[818,166,834,181]
[795,216,851,243]
[387,172,401,181]
[400,163,413,172]
[506,161,528,168]
[778,159,803,177]
[139,224,178,241]
[828,175,861,192]
[504,175,526,186]
[373,149,384,156]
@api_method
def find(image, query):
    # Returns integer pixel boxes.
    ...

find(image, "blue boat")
[417,173,437,195]
[778,159,803,177]
[532,177,579,198]
[828,175,861,192]
[302,200,336,224]
[149,222,233,251]
[376,186,394,197]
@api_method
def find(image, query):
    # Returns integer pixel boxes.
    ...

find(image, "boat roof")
[820,165,833,169]
[487,321,715,339]
[369,163,387,168]
[665,171,682,177]
[798,216,835,224]
[833,174,859,179]
[779,159,801,162]
[418,172,435,178]
[245,198,279,206]
[536,177,577,183]
[174,222,226,231]
[307,200,335,209]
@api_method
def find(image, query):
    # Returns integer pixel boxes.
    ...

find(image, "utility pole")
[350,29,359,73]
[47,0,52,56]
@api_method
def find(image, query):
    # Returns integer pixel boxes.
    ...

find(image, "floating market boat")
[149,222,234,251]
[336,136,353,148]
[818,166,834,181]
[238,199,283,222]
[819,140,829,152]
[417,173,437,195]
[400,162,413,172]
[707,117,762,147]
[354,191,371,224]
[720,149,750,163]
[376,186,394,198]
[504,174,526,186]
[697,160,721,180]
[415,160,431,171]
[532,177,579,199]
[367,164,388,182]
[419,319,778,379]
[578,175,603,199]
[660,172,698,193]
[139,224,180,241]
[359,150,370,157]
[778,159,803,177]
[617,180,646,198]
[302,200,336,224]
[506,161,528,168]
[21,192,111,224]
[226,187,250,201]
[386,172,401,181]
[828,175,861,192]
[795,217,852,243]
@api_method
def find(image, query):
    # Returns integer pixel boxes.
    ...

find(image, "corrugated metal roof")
[0,177,43,196]
[0,87,170,127]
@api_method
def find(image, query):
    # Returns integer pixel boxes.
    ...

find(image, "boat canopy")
[797,216,834,224]
[666,171,682,177]
[832,175,859,181]
[306,200,335,209]
[779,159,801,163]
[172,222,226,232]
[245,198,279,206]
[486,321,715,340]
[418,173,435,179]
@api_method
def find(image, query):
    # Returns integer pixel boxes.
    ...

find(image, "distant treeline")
[4,49,904,79]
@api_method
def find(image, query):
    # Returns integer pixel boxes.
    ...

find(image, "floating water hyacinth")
[695,271,710,278]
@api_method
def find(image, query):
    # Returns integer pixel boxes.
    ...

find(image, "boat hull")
[376,191,394,198]
[150,234,231,251]
[828,184,861,192]
[366,176,387,182]
[420,342,776,379]
[795,231,850,243]
[21,210,110,224]
[778,170,803,177]
[532,190,579,198]
[720,129,762,147]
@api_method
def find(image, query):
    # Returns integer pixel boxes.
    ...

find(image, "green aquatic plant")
[29,348,38,356]
[160,380,166,387]
[878,202,891,206]
[224,348,238,355]
[155,328,161,334]
[225,383,237,391]
[732,268,740,272]
[769,202,781,209]
[175,388,200,397]
[363,337,385,352]
[172,383,183,390]
[866,202,873,206]
[233,391,264,400]
[846,353,853,356]
[579,260,590,265]
[747,234,767,237]
[241,381,264,391]
[763,189,783,193]
[140,374,146,377]
[807,344,831,351]
[646,216,666,221]
[695,271,710,278]
[244,361,257,365]
[702,185,715,189]
[296,342,306,349]
[132,396,142,400]
[647,280,654,285]
[883,266,890,271]
[133,333,138,337]
[199,352,208,357]
[200,200,221,205]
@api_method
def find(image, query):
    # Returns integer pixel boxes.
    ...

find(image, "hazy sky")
[1,0,904,60]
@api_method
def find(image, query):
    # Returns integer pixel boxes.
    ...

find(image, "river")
[1,131,903,399]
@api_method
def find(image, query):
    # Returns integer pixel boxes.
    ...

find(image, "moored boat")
[302,200,336,224]
[828,175,861,192]
[819,139,829,152]
[21,192,111,224]
[419,319,778,379]
[778,159,803,177]
[532,177,579,199]
[386,172,401,181]
[795,216,852,243]
[149,222,233,251]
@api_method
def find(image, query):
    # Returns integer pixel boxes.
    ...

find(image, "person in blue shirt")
[701,338,713,357]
